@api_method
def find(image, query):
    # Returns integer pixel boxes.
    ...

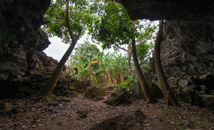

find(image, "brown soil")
[0,93,213,130]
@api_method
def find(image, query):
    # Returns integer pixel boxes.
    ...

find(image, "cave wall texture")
[0,0,88,99]
[120,0,214,108]
[0,0,58,98]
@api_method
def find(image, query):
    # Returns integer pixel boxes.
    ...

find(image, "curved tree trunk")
[41,0,81,97]
[42,40,78,96]
[131,38,156,103]
[154,20,180,106]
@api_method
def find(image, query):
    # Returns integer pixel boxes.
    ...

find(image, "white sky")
[44,37,69,61]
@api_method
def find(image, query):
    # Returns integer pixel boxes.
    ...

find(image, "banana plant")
[112,52,128,84]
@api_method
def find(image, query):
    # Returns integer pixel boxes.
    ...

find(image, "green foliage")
[43,0,158,86]
[73,41,100,62]
[114,82,129,90]
[136,21,157,68]
[88,0,134,49]
[43,0,95,43]
[88,0,157,71]
[67,43,129,85]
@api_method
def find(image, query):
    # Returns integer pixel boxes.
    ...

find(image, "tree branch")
[137,51,152,60]
[66,0,75,40]
[118,46,128,52]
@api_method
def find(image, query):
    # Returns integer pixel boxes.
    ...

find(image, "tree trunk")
[41,0,81,97]
[42,40,78,96]
[127,49,136,80]
[154,20,180,106]
[131,38,156,103]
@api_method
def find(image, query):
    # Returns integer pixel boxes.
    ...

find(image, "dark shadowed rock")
[85,86,105,100]
[104,88,132,106]
[0,0,59,99]
[119,0,214,21]
[89,109,145,130]
[176,85,203,107]
[77,110,88,118]
[200,95,214,109]
[66,91,79,98]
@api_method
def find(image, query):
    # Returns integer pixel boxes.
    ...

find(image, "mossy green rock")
[85,87,105,99]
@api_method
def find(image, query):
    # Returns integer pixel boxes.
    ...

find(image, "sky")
[44,37,69,61]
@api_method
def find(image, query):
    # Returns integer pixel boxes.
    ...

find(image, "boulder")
[200,95,214,109]
[66,91,79,98]
[89,110,145,130]
[104,88,132,106]
[183,85,197,93]
[77,110,88,118]
[178,79,189,88]
[69,86,76,91]
[176,85,203,107]
[85,87,105,100]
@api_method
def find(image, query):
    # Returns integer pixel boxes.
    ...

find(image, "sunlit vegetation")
[42,0,157,90]
[65,42,141,87]
[42,0,174,105]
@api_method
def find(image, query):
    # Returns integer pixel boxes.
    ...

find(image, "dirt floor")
[0,93,214,130]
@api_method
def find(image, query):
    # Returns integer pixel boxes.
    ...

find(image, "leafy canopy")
[88,0,157,54]
[88,0,134,49]
[43,0,96,43]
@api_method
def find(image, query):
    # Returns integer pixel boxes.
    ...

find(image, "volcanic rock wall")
[161,20,214,89]
[0,0,58,99]
[120,0,214,108]
[160,20,214,108]
[0,0,91,99]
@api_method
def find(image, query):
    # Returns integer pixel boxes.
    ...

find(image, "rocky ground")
[0,91,214,130]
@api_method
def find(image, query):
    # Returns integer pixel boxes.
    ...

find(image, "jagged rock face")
[118,0,214,21]
[0,0,59,99]
[160,20,214,108]
[0,0,91,99]
[161,20,214,87]
[0,0,54,78]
